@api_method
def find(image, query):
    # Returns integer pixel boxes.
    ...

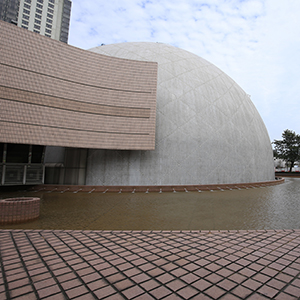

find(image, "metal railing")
[0,163,45,185]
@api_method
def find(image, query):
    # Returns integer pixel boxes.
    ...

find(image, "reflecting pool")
[0,178,300,230]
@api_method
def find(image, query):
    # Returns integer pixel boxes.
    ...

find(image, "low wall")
[0,197,40,224]
[31,178,284,193]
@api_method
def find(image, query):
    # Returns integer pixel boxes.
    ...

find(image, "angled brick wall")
[0,21,157,150]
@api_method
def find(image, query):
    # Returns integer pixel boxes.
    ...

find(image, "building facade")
[0,21,275,187]
[0,21,158,185]
[0,0,71,43]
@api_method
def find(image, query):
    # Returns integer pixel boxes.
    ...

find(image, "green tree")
[273,129,300,172]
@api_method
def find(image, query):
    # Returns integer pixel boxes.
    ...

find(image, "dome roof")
[87,42,274,185]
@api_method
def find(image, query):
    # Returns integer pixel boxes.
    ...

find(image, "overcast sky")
[68,0,300,142]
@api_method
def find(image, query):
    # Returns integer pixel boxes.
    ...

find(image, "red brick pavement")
[1,230,300,299]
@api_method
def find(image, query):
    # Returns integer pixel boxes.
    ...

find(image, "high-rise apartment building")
[0,0,71,43]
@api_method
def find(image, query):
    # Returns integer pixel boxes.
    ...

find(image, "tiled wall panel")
[0,21,157,150]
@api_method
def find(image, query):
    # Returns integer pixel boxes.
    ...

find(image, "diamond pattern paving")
[1,230,300,299]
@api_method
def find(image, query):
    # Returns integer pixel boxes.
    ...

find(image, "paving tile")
[282,266,300,276]
[204,285,226,299]
[10,285,34,298]
[149,286,172,299]
[1,230,300,300]
[231,285,252,298]
[8,278,30,290]
[190,276,212,290]
[274,292,299,300]
[193,268,210,278]
[166,279,186,292]
[257,285,279,298]
[10,292,37,300]
[56,272,77,283]
[189,292,212,299]
[162,294,182,300]
[37,284,61,298]
[34,277,56,290]
[73,291,98,300]
[121,285,145,298]
[242,278,263,291]
[140,279,160,291]
[123,267,142,277]
[170,267,189,277]
[253,273,271,284]
[106,273,127,284]
[216,268,233,278]
[206,263,222,272]
[246,293,269,299]
[227,263,244,272]
[61,278,83,290]
[205,273,223,284]
[156,273,175,284]
[266,278,286,290]
[130,273,150,284]
[219,294,241,300]
[92,285,117,299]
[87,279,108,291]
[177,285,198,299]
[283,285,300,298]
[180,273,199,284]
[133,293,156,300]
[275,272,294,283]
[217,278,237,291]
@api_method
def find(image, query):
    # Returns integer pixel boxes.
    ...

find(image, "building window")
[35,13,42,19]
[36,8,42,14]
[47,13,53,18]
[22,19,29,25]
[36,3,43,9]
[45,28,51,34]
[48,8,53,14]
[34,29,40,33]
[23,8,30,14]
[49,0,54,3]
[34,24,40,30]
[24,3,31,9]
[46,18,52,23]
[45,34,51,37]
[35,19,41,24]
[32,145,44,163]
[46,23,52,29]
[6,144,30,163]
[37,0,43,3]
[23,14,29,20]
[24,0,31,3]
[48,3,54,9]
[21,25,28,29]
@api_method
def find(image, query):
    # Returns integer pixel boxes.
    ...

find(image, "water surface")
[1,178,299,230]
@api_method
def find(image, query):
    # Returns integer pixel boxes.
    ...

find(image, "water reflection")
[1,178,299,230]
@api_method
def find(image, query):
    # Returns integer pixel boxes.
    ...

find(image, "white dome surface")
[87,42,274,185]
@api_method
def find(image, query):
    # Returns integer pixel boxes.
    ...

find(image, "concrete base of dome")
[32,178,284,193]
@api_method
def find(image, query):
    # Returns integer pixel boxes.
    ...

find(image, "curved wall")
[87,42,275,186]
[0,21,157,150]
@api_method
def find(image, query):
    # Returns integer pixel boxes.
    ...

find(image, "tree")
[273,130,300,172]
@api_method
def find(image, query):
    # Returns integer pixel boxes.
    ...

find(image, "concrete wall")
[87,42,275,186]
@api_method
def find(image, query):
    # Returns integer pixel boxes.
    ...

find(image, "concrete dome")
[87,42,274,185]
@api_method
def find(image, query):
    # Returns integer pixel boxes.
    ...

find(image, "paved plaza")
[1,229,300,299]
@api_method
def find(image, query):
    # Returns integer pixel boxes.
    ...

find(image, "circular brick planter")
[0,197,40,224]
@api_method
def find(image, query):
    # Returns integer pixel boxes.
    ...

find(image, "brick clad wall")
[0,197,40,224]
[0,21,158,150]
